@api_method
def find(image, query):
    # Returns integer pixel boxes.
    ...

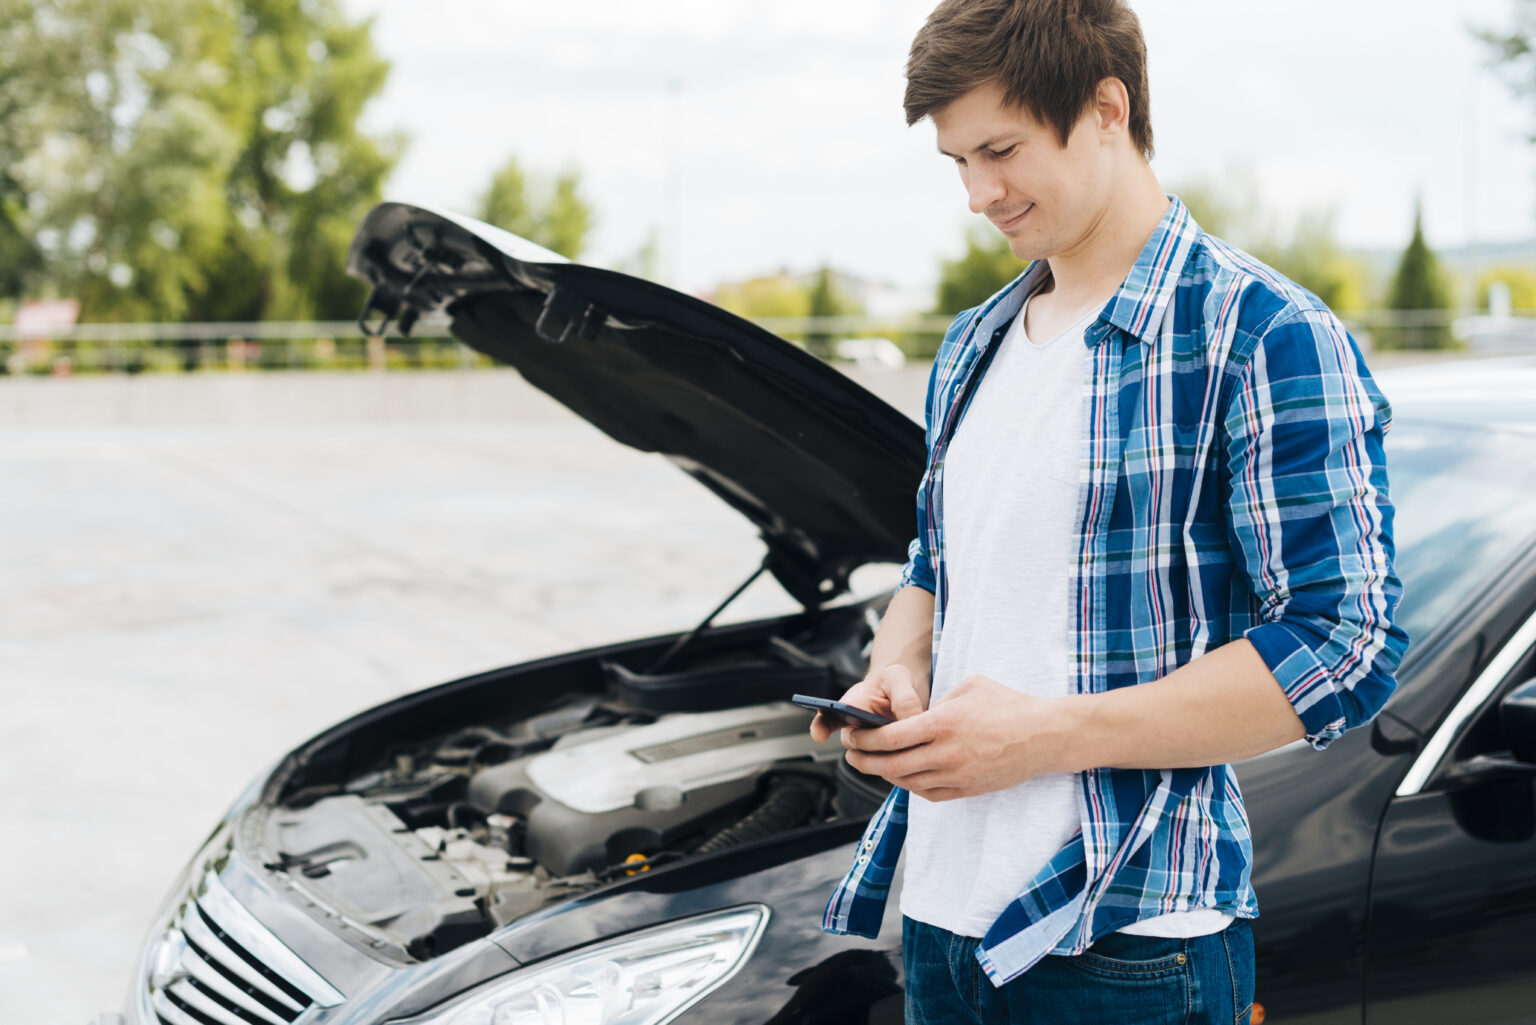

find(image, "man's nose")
[965,164,1005,216]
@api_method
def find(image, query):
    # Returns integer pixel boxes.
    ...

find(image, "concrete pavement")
[0,366,921,1024]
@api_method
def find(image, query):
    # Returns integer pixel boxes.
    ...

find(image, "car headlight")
[402,905,769,1025]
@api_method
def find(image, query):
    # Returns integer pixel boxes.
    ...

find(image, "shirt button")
[857,854,870,866]
[862,840,875,852]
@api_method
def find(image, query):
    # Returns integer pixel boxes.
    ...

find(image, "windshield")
[1385,420,1536,645]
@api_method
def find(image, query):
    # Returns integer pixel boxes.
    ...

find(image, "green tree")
[934,226,1025,315]
[1477,264,1536,309]
[805,265,860,358]
[712,274,810,321]
[0,0,97,303]
[1174,174,1272,245]
[478,157,593,260]
[1385,201,1453,349]
[1253,210,1370,313]
[1172,178,1369,312]
[6,0,399,322]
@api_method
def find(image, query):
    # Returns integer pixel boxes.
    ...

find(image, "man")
[808,1,1409,1022]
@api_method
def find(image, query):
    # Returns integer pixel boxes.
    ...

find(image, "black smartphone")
[791,694,894,728]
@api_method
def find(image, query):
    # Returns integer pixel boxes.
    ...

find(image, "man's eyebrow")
[936,135,1017,158]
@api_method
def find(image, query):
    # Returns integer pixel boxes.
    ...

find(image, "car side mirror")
[1500,678,1536,765]
[1437,677,1536,789]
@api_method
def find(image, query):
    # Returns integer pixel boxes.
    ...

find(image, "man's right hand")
[809,663,928,743]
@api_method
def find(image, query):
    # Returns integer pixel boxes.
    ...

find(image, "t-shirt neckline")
[1016,293,1102,350]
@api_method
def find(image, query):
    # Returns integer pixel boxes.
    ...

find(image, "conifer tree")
[1386,201,1452,348]
[806,266,841,358]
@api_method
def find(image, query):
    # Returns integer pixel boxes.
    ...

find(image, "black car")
[113,204,1536,1025]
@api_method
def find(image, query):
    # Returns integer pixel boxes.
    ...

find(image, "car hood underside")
[346,203,926,606]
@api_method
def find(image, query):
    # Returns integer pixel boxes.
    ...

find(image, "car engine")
[259,693,860,959]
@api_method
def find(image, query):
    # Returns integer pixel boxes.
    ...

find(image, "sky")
[340,0,1536,298]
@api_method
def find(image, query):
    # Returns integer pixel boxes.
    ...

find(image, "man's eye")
[988,145,1017,159]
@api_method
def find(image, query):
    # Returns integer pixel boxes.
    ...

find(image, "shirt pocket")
[1120,420,1206,519]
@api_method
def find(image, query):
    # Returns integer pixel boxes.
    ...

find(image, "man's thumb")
[880,664,925,720]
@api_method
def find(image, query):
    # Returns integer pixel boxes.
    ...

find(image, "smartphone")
[791,694,894,728]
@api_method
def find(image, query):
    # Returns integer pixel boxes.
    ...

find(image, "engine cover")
[466,702,842,874]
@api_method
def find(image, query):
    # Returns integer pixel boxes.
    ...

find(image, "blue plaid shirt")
[822,197,1408,985]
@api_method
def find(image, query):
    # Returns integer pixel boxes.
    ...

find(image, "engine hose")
[695,782,816,856]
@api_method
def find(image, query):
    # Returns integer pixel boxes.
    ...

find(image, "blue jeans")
[901,916,1254,1025]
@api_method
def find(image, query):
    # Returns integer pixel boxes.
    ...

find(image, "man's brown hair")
[904,0,1154,159]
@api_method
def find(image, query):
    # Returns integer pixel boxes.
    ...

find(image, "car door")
[1364,601,1536,1024]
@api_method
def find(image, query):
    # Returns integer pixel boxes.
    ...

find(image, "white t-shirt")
[898,298,1232,941]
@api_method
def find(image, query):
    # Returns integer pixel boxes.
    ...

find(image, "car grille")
[142,870,341,1025]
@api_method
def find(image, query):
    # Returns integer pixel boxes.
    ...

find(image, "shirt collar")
[964,195,1202,351]
[1096,195,1202,345]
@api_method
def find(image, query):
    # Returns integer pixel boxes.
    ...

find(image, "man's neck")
[1040,166,1169,312]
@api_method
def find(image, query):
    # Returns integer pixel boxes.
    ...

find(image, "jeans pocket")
[1024,937,1191,1025]
[1071,932,1190,981]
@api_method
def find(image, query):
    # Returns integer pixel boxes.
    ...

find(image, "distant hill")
[1355,238,1536,280]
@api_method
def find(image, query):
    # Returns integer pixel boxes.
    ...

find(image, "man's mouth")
[993,204,1034,231]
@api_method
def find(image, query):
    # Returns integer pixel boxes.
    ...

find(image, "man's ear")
[1094,77,1131,139]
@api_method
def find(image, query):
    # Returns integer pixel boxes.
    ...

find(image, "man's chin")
[1003,235,1048,263]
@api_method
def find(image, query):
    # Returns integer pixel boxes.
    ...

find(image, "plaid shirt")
[822,197,1408,985]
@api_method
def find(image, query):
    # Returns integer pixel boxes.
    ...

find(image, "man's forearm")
[1053,638,1306,773]
[841,631,1309,799]
[867,584,936,705]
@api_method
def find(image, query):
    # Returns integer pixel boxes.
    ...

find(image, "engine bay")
[254,620,891,960]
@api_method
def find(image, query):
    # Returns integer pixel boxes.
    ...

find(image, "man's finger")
[845,743,942,781]
[842,713,934,752]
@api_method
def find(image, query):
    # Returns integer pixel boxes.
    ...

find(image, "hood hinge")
[765,542,849,611]
[535,286,608,344]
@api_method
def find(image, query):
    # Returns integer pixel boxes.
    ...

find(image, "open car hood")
[346,203,925,607]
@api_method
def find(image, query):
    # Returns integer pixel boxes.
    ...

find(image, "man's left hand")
[840,673,1070,802]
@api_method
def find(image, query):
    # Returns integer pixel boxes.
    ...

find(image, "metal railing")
[0,310,1531,376]
[0,318,465,375]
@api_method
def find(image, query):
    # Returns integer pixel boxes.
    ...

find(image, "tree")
[1477,264,1536,309]
[0,0,93,302]
[1175,174,1272,245]
[934,226,1025,314]
[805,265,860,358]
[1252,210,1369,313]
[1385,201,1453,349]
[477,157,593,261]
[1173,177,1368,312]
[712,273,811,321]
[5,0,400,322]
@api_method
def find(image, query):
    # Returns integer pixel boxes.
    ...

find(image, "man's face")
[932,79,1113,263]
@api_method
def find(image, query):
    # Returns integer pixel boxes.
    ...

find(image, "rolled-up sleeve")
[1222,309,1409,749]
[896,535,936,594]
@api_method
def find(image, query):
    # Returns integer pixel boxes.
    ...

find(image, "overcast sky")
[341,0,1536,296]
